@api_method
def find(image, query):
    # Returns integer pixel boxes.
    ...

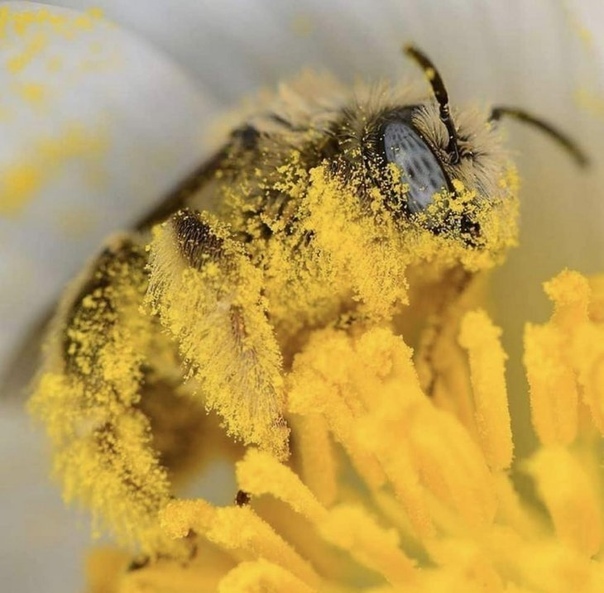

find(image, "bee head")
[335,45,587,262]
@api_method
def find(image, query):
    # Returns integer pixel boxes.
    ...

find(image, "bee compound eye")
[383,121,450,214]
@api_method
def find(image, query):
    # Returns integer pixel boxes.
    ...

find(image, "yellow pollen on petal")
[2,6,105,72]
[15,81,47,105]
[0,162,42,215]
[0,123,108,217]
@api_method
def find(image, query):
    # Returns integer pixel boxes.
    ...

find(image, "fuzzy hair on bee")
[28,46,586,555]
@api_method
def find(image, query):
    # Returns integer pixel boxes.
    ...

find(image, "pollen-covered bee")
[29,46,586,554]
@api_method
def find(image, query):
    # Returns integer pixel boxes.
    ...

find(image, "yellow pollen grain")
[6,33,47,73]
[1,5,104,35]
[458,309,513,471]
[452,179,465,193]
[563,0,594,49]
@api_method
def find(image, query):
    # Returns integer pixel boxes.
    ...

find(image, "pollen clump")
[301,166,411,320]
[146,212,289,460]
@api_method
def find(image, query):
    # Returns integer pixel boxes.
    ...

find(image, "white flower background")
[1,1,603,592]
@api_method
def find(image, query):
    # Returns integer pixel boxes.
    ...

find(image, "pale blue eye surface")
[383,121,449,213]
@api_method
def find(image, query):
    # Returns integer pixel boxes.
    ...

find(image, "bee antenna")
[490,106,589,168]
[404,44,460,165]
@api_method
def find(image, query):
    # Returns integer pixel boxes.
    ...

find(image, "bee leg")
[30,235,178,554]
[146,208,289,460]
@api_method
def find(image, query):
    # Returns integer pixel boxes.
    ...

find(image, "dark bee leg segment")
[146,209,289,460]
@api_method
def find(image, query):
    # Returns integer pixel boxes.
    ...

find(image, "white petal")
[0,407,91,593]
[0,2,220,384]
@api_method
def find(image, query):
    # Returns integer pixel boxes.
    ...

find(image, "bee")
[29,45,586,554]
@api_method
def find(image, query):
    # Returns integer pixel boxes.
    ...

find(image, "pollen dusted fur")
[30,59,521,556]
